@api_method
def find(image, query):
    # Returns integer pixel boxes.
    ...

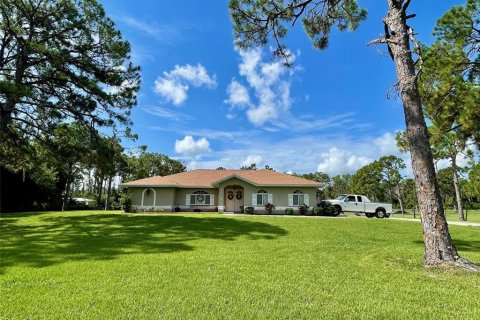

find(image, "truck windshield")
[336,195,347,201]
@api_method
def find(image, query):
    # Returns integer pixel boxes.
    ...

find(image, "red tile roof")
[121,169,322,188]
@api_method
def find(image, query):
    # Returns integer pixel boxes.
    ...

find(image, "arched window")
[141,188,156,207]
[188,191,212,205]
[254,189,270,205]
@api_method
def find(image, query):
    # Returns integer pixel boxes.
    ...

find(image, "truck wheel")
[365,212,374,218]
[375,209,386,219]
[332,205,342,216]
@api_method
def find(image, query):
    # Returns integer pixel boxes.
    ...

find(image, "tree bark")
[451,156,465,221]
[104,174,113,210]
[384,0,478,270]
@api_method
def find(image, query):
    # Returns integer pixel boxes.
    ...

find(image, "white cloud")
[117,16,179,44]
[241,155,263,167]
[225,79,250,107]
[316,147,372,176]
[153,78,187,105]
[374,132,401,156]
[226,48,293,126]
[175,135,211,158]
[142,106,193,123]
[169,64,216,87]
[154,64,216,105]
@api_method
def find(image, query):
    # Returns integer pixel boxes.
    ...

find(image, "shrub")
[299,204,309,215]
[285,208,294,215]
[245,206,254,214]
[120,193,132,213]
[264,203,275,214]
[312,207,322,216]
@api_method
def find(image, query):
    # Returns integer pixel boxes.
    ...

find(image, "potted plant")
[264,202,275,214]
[245,206,254,214]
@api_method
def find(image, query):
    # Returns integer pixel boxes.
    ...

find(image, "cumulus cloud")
[241,154,263,167]
[175,135,211,158]
[317,147,373,176]
[225,48,294,126]
[154,64,216,105]
[225,79,250,107]
[374,132,401,156]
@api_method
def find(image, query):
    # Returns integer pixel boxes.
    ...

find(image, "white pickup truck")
[325,194,392,218]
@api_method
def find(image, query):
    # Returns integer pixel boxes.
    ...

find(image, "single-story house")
[120,169,323,213]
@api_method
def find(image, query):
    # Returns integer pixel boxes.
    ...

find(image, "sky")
[99,0,466,176]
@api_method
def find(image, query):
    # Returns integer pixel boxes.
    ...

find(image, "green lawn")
[1,211,479,319]
[388,209,480,223]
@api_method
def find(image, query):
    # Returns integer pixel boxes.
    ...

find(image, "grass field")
[388,209,480,223]
[1,211,479,319]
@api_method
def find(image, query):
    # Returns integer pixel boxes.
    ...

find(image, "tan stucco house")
[120,169,322,213]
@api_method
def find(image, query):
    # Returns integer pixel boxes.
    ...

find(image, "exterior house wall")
[174,188,219,211]
[127,181,317,214]
[217,177,317,214]
[129,187,176,209]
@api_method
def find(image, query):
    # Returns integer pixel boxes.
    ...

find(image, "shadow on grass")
[412,240,480,253]
[0,213,288,273]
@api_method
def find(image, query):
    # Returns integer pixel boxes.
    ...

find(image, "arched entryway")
[224,185,244,213]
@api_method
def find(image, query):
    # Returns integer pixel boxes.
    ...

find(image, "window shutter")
[210,195,214,205]
[186,194,190,205]
[252,194,257,206]
[268,194,273,204]
[304,194,310,206]
[288,194,293,206]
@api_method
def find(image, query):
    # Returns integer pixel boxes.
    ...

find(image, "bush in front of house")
[285,208,294,215]
[120,193,132,213]
[299,204,309,215]
[245,206,254,214]
[264,203,275,214]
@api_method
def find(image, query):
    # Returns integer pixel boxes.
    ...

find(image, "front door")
[225,187,244,212]
[344,195,359,212]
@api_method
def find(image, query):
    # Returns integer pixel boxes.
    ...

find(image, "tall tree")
[229,0,478,270]
[331,174,353,198]
[351,162,385,201]
[123,152,186,181]
[0,0,140,152]
[421,0,479,146]
[378,155,406,213]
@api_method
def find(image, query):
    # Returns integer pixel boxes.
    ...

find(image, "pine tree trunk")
[96,174,104,206]
[104,175,113,210]
[384,0,477,270]
[451,156,465,221]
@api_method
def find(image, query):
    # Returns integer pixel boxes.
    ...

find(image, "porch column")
[218,188,224,213]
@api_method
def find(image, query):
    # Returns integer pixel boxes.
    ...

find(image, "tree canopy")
[0,0,140,151]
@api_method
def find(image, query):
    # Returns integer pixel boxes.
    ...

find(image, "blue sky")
[100,0,465,175]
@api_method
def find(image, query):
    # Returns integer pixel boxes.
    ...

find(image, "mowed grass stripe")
[1,211,479,319]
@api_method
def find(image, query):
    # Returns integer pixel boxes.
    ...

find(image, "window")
[357,196,363,202]
[187,191,212,205]
[253,190,271,206]
[293,194,305,206]
[288,191,309,206]
[346,196,356,202]
[257,193,269,205]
